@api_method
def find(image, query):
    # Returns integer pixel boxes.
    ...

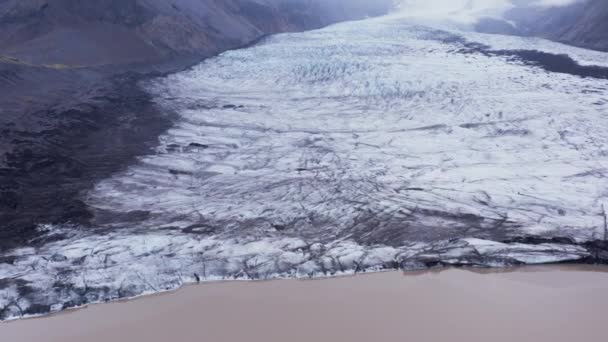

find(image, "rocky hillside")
[0,0,393,251]
[505,0,608,52]
[0,0,393,66]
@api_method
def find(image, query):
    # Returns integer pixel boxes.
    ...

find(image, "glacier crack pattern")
[2,15,608,320]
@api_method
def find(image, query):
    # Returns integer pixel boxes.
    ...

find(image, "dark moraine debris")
[189,142,210,148]
[428,29,608,80]
[582,240,608,263]
[403,187,425,191]
[169,169,193,176]
[0,74,172,252]
[494,50,608,80]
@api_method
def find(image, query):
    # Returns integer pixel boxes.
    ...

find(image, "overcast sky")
[395,0,581,23]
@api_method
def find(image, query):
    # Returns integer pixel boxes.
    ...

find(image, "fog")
[394,0,583,23]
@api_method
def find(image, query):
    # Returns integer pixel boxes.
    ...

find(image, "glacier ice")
[91,16,608,244]
[1,13,608,320]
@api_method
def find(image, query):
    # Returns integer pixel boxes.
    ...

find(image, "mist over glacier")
[395,0,583,26]
[1,5,608,319]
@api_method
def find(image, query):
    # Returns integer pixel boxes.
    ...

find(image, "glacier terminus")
[1,12,608,320]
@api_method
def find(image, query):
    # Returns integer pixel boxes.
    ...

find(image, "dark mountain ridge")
[477,0,608,52]
[0,0,393,66]
[507,0,608,52]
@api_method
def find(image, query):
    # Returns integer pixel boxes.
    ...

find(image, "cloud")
[535,0,580,5]
[395,0,511,24]
[394,0,582,24]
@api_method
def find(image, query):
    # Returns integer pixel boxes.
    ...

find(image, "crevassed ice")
[90,15,608,243]
[1,14,608,320]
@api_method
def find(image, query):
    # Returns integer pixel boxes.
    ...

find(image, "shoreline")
[2,263,606,322]
[0,233,604,321]
[2,265,608,342]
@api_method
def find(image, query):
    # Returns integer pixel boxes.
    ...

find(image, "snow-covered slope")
[1,12,608,320]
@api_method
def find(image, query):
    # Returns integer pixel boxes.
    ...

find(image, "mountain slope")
[0,0,393,66]
[505,0,608,51]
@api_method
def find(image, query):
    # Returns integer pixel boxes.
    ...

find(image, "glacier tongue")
[91,17,608,243]
[2,14,608,319]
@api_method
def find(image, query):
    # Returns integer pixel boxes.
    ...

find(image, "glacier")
[2,13,608,320]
